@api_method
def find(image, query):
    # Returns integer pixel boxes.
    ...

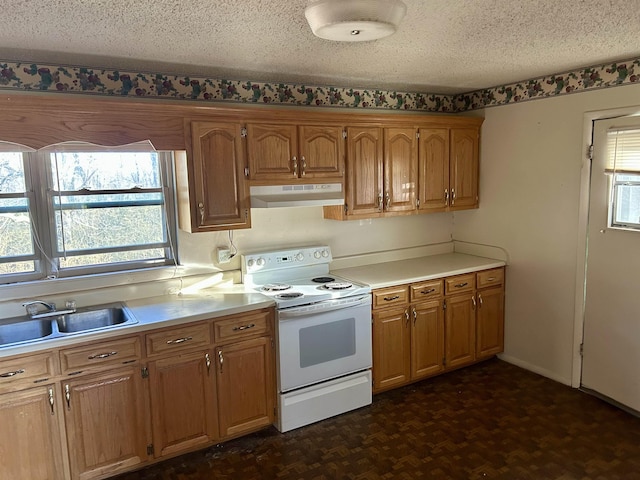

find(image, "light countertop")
[0,285,274,358]
[333,253,505,289]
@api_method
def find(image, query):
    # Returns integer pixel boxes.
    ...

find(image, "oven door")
[277,294,372,393]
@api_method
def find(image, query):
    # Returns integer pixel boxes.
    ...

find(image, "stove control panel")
[242,246,332,273]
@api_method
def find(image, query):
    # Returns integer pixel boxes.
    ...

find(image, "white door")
[581,116,640,411]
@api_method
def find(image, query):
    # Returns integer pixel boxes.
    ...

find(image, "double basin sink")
[0,303,138,348]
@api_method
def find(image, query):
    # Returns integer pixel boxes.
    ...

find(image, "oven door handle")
[278,295,371,319]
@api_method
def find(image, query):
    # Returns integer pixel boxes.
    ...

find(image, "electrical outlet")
[217,248,232,264]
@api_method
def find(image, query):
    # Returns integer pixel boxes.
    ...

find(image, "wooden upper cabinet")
[346,127,384,216]
[384,127,418,212]
[449,127,479,210]
[247,124,298,180]
[247,123,344,182]
[418,128,449,213]
[177,121,250,232]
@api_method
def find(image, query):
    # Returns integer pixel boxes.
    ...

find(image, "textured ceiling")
[1,0,639,95]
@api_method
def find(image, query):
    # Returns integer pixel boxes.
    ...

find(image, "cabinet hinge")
[579,343,584,356]
[342,130,347,139]
[443,299,447,310]
[587,144,593,160]
[147,444,154,456]
[244,166,249,177]
[344,203,348,215]
[271,337,275,349]
[241,127,247,138]
[245,208,249,220]
[416,132,420,139]
[141,367,149,379]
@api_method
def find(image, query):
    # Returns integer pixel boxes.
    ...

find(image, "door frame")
[572,105,640,387]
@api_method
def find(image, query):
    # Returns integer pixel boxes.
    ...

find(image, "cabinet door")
[216,336,274,439]
[444,294,476,369]
[190,121,250,230]
[384,127,417,212]
[247,124,298,180]
[0,385,66,480]
[450,128,479,210]
[298,125,344,179]
[411,300,445,380]
[63,366,148,480]
[476,287,505,359]
[418,128,449,212]
[148,350,217,458]
[372,307,410,392]
[346,127,384,216]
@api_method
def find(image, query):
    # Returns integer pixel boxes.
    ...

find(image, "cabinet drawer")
[146,322,211,357]
[410,279,443,302]
[445,274,476,295]
[61,336,141,374]
[372,285,409,309]
[477,268,504,289]
[0,351,57,391]
[214,309,271,343]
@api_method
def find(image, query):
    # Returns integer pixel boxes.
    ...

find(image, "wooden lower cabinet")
[411,300,445,379]
[148,349,218,457]
[0,385,66,480]
[216,336,275,438]
[372,307,411,392]
[373,268,505,393]
[63,366,148,480]
[476,286,505,359]
[444,293,476,369]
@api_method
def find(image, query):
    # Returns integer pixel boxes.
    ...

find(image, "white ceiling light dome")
[305,0,407,42]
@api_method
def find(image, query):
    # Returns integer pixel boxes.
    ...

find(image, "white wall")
[179,207,454,270]
[453,83,640,384]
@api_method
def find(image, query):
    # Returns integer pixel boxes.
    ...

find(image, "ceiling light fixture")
[305,0,407,42]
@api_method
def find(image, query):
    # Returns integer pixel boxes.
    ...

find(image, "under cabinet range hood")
[249,183,344,208]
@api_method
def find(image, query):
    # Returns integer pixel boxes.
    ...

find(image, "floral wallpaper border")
[1,56,640,113]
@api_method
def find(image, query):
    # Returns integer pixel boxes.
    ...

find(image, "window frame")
[0,149,179,285]
[609,173,640,231]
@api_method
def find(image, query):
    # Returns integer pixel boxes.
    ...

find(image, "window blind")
[606,128,640,173]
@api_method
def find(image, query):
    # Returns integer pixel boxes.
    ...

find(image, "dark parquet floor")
[114,359,640,480]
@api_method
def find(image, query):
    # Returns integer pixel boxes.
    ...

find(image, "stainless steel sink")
[0,317,54,346]
[0,302,138,347]
[56,303,137,334]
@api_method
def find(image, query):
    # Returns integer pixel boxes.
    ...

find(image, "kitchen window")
[0,146,178,284]
[605,128,640,231]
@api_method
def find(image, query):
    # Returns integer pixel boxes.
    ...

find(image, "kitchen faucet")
[22,299,76,318]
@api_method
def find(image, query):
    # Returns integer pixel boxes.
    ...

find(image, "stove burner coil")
[312,276,335,283]
[262,283,292,292]
[323,282,353,290]
[275,292,304,299]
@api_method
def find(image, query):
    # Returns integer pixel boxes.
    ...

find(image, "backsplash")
[1,56,639,112]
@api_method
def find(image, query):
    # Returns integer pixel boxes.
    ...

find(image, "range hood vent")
[250,183,344,208]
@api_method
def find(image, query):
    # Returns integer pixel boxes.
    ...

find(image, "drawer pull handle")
[383,295,400,301]
[487,277,496,281]
[420,288,436,294]
[233,323,256,331]
[412,308,417,324]
[478,293,483,306]
[65,384,71,409]
[472,295,476,309]
[0,369,25,378]
[218,350,224,373]
[454,282,468,288]
[88,351,118,360]
[48,387,55,415]
[167,336,193,345]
